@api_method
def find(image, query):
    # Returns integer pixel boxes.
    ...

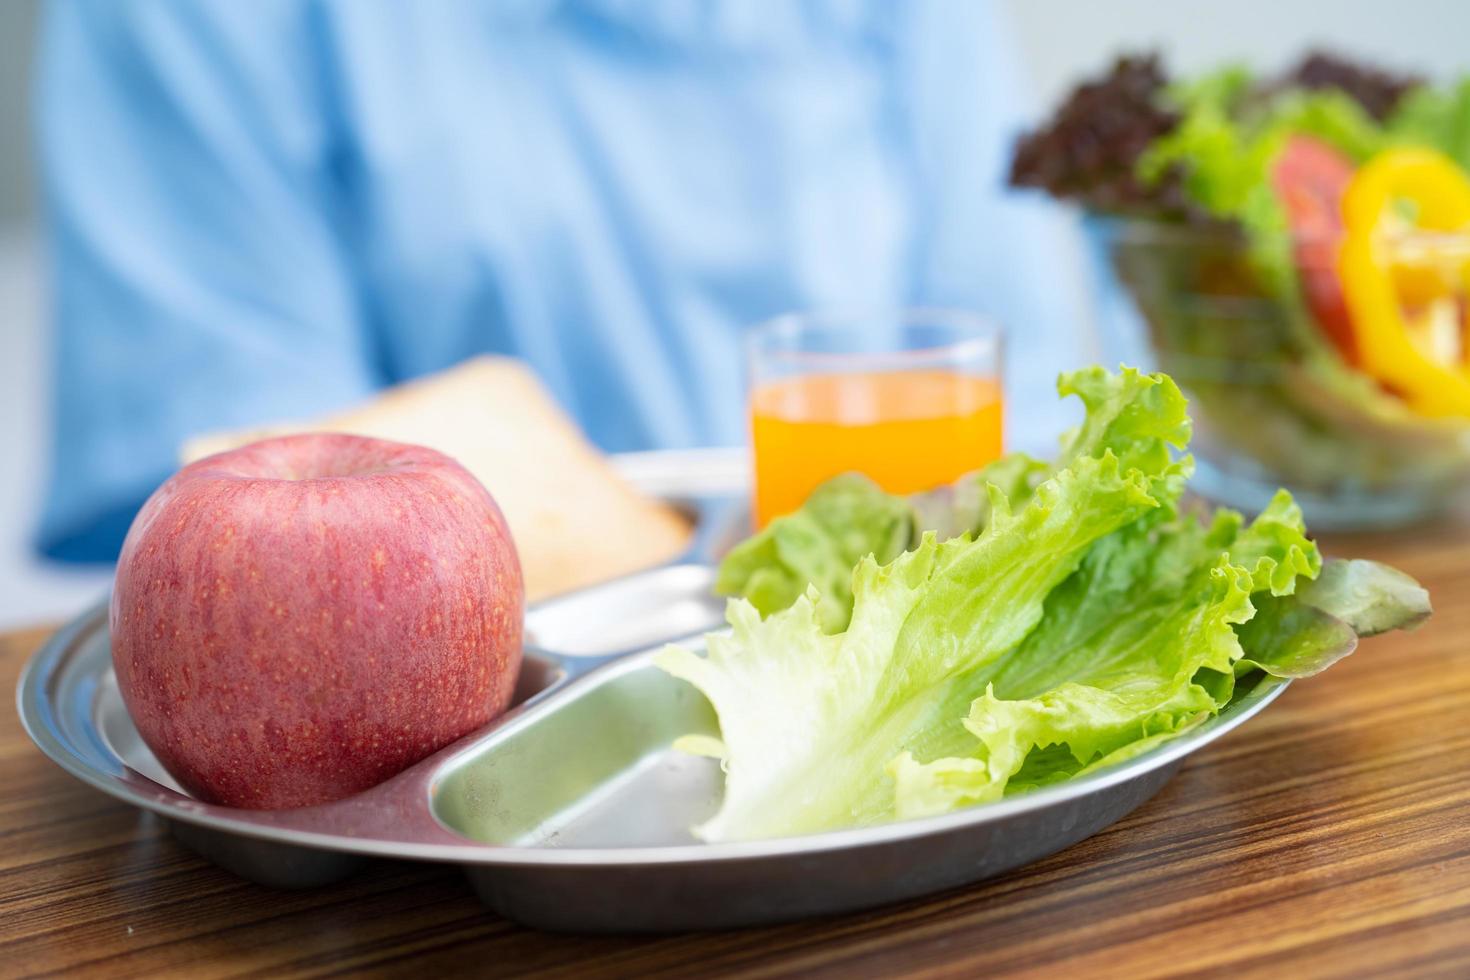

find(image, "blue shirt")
[36,0,1088,561]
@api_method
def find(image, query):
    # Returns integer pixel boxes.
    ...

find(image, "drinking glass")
[747,309,1005,527]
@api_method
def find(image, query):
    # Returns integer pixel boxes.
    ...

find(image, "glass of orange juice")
[748,309,1004,527]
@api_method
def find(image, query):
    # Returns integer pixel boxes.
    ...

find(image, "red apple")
[110,433,524,809]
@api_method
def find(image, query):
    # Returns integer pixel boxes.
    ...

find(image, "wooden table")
[3,524,1469,979]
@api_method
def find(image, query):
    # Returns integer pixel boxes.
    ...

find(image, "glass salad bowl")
[1086,217,1470,529]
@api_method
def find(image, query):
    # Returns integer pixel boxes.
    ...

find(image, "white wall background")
[1,1,1468,629]
[1008,0,1470,108]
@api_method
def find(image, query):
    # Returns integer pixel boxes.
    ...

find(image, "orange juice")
[751,370,1004,527]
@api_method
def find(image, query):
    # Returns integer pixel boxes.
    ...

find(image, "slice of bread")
[181,357,693,600]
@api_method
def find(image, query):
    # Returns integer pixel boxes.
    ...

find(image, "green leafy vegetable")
[719,454,1056,633]
[908,452,1051,544]
[718,366,1189,629]
[714,474,912,633]
[1235,595,1357,679]
[1137,72,1387,295]
[660,367,1429,842]
[1297,558,1432,635]
[659,454,1171,840]
[1233,558,1430,679]
[1385,77,1470,170]
[889,490,1320,819]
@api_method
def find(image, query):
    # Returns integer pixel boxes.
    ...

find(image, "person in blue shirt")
[35,0,1089,562]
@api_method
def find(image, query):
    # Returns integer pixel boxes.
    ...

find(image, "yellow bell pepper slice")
[1338,147,1470,417]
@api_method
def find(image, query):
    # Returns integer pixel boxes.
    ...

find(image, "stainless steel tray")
[16,450,1289,932]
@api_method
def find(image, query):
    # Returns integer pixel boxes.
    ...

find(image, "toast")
[182,357,694,600]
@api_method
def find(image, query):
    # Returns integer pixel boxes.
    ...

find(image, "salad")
[658,367,1428,843]
[1011,53,1470,522]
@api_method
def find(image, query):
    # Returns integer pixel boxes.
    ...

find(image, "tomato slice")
[1271,136,1358,361]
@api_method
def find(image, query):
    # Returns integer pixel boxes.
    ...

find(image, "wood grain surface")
[2,522,1469,979]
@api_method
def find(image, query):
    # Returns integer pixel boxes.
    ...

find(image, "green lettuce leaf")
[1055,364,1194,473]
[1232,556,1431,679]
[658,448,1175,841]
[716,366,1190,629]
[662,366,1429,843]
[1137,80,1388,296]
[1297,558,1432,635]
[908,452,1050,543]
[890,561,1250,818]
[664,369,1192,840]
[1222,489,1321,595]
[1386,76,1470,170]
[714,474,913,633]
[1235,595,1356,679]
[890,490,1321,818]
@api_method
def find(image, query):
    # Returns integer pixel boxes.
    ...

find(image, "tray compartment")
[461,757,1184,932]
[431,656,721,848]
